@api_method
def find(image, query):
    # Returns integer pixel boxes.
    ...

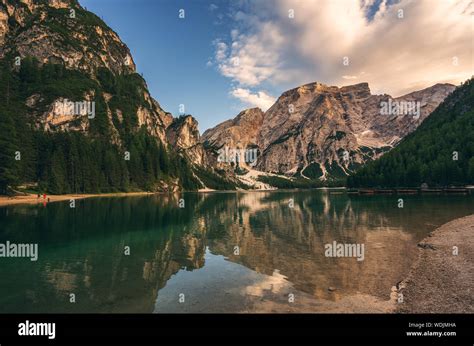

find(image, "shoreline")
[0,192,156,207]
[0,187,349,206]
[396,214,474,313]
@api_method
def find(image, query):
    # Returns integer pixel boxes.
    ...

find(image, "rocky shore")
[396,214,474,313]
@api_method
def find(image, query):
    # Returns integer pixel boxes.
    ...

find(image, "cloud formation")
[215,22,285,87]
[230,87,275,111]
[215,0,473,98]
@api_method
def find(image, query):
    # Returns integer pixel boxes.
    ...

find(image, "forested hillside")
[347,78,474,188]
[0,57,201,194]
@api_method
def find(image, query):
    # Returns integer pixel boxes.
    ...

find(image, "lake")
[0,190,473,313]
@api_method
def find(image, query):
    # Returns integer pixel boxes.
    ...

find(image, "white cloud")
[216,21,285,87]
[215,0,473,97]
[215,41,227,62]
[230,88,276,111]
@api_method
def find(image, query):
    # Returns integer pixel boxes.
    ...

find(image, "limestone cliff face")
[0,0,172,144]
[203,82,455,179]
[2,0,456,184]
[202,107,264,151]
[201,108,264,173]
[257,82,454,178]
[166,115,210,167]
[0,0,135,74]
[372,83,457,144]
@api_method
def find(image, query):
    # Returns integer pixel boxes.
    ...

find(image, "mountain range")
[0,0,464,193]
[348,78,474,188]
[202,82,455,182]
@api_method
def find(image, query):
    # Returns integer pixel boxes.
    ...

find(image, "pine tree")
[0,111,18,194]
[349,79,474,188]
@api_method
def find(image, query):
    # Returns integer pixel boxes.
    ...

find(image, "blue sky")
[78,0,472,132]
[79,0,242,132]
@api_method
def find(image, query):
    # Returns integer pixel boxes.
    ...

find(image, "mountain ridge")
[201,80,455,181]
[348,78,474,188]
[0,0,211,194]
[0,0,462,193]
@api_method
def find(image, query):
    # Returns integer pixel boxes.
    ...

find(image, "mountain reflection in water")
[0,191,472,313]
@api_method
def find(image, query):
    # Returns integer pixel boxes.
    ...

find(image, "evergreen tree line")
[0,56,200,194]
[348,78,474,188]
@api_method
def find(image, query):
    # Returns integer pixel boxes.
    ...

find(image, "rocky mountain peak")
[233,107,264,126]
[0,0,181,149]
[0,0,136,75]
[165,115,212,167]
[340,82,371,99]
[279,81,371,100]
[202,107,264,151]
[166,115,201,149]
[203,81,456,180]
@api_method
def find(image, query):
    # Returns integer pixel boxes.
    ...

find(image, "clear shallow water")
[0,191,473,313]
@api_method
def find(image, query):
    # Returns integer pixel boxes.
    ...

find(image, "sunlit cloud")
[230,87,276,111]
[215,0,473,97]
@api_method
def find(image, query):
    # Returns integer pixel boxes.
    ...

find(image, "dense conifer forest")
[0,57,201,194]
[348,79,474,188]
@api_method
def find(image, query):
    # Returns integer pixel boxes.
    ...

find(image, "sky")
[79,0,473,132]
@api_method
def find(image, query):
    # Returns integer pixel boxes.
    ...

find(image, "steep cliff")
[348,79,474,188]
[166,115,209,167]
[202,107,264,154]
[0,0,135,73]
[0,0,172,144]
[203,82,455,181]
[0,0,201,193]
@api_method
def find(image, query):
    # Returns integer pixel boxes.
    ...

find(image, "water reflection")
[0,191,472,312]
